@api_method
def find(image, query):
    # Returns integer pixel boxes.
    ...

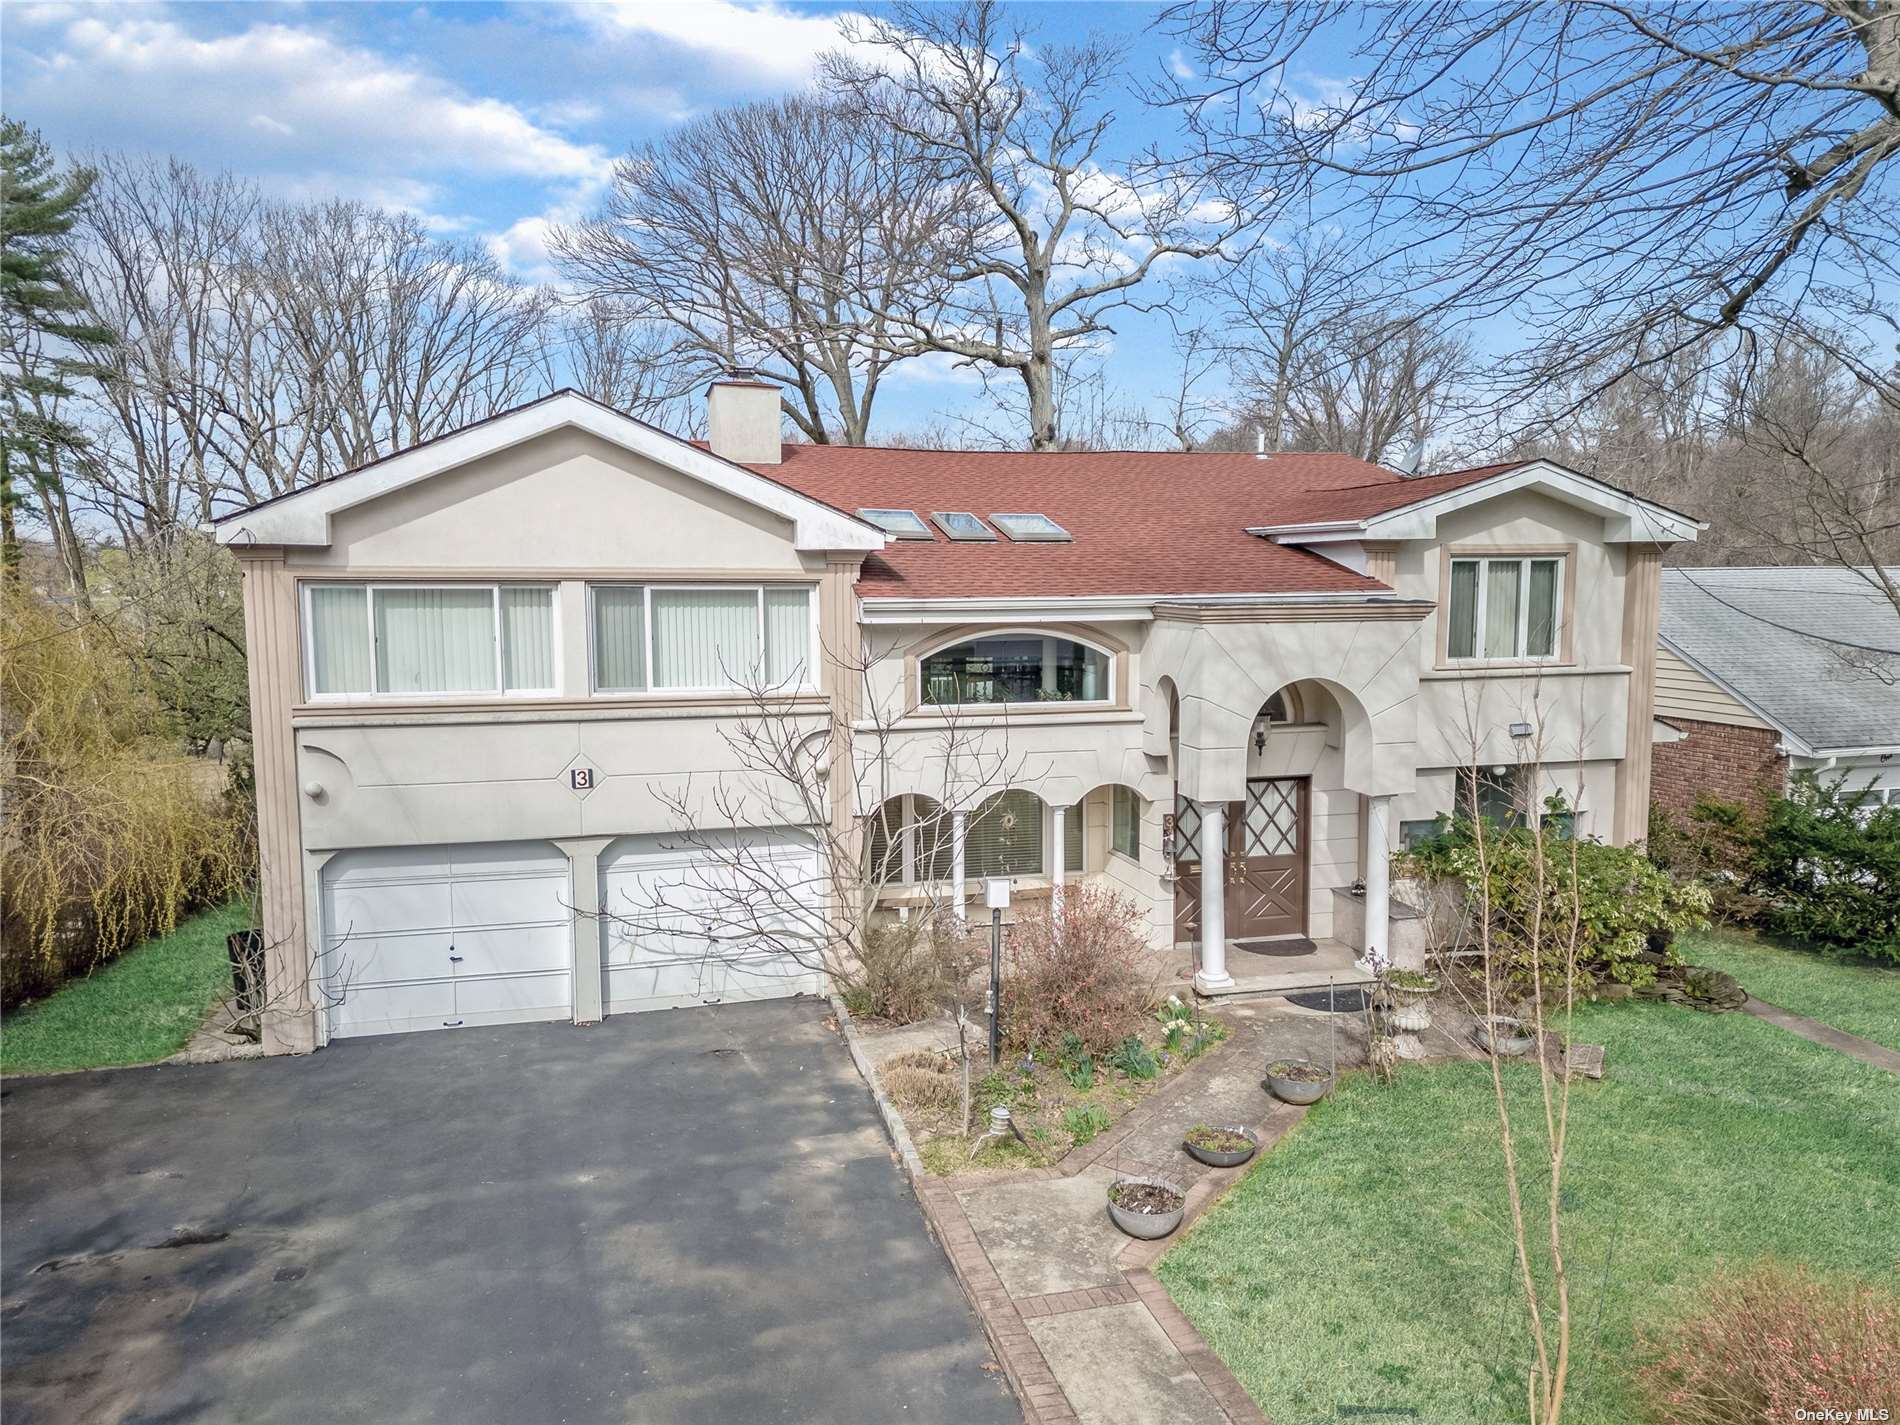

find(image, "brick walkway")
[836,998,1334,1425]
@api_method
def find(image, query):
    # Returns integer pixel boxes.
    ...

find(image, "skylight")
[930,511,996,541]
[990,512,1071,542]
[857,508,933,540]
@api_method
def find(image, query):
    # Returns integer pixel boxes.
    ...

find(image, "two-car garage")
[319,832,823,1040]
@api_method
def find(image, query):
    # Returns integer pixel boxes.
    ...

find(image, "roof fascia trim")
[212,392,886,554]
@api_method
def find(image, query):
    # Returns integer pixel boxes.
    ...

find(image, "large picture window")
[1446,556,1562,660]
[304,583,555,699]
[920,633,1109,706]
[591,584,814,694]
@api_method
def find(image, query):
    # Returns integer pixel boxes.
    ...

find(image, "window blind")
[1063,802,1084,873]
[500,586,555,691]
[1526,559,1559,657]
[374,587,496,695]
[764,587,812,686]
[966,790,1044,878]
[309,586,371,695]
[1112,787,1139,858]
[1482,560,1522,659]
[593,587,646,692]
[1447,561,1480,659]
[652,588,760,690]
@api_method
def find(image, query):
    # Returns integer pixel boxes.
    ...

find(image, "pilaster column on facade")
[1361,795,1393,972]
[239,547,316,1055]
[950,810,968,922]
[555,837,615,1024]
[1193,800,1232,993]
[1050,803,1070,920]
[1613,545,1664,845]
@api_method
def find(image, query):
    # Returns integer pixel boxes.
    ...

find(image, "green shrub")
[1648,796,1769,922]
[1753,771,1900,962]
[1055,1032,1095,1090]
[1397,816,1711,995]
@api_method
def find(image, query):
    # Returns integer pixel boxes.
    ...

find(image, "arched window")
[1261,686,1303,724]
[920,632,1110,707]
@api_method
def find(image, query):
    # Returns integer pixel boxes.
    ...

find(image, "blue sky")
[3,1,1268,437]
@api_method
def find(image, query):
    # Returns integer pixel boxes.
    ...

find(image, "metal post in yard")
[986,878,1010,1067]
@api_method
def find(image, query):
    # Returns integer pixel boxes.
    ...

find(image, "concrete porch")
[1171,936,1374,999]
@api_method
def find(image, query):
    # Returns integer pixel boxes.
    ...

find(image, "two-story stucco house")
[214,380,1701,1053]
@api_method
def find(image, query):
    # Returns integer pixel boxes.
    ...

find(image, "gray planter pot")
[1264,1061,1334,1105]
[1475,1016,1536,1056]
[1106,1178,1185,1239]
[1182,1124,1259,1168]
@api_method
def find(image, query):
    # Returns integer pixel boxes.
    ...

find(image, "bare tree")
[69,154,557,530]
[586,636,1032,1014]
[827,0,1246,450]
[548,298,691,434]
[555,94,964,444]
[1163,2,1900,418]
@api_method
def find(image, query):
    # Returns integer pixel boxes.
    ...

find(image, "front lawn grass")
[1681,927,1900,1052]
[1,900,253,1075]
[1157,999,1900,1425]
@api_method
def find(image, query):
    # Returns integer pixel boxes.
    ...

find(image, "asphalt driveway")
[0,999,1017,1425]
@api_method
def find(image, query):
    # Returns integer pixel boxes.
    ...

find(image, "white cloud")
[576,0,866,85]
[1167,48,1195,80]
[12,11,611,187]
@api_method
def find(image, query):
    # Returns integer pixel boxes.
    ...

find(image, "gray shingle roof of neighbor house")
[1659,566,1900,755]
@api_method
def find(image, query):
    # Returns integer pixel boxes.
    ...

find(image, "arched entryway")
[1173,682,1334,949]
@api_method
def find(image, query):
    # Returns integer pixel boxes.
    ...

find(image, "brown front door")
[1227,777,1308,940]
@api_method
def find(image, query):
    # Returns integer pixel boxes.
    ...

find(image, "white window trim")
[914,627,1117,709]
[1448,556,1565,664]
[301,581,560,703]
[587,581,821,698]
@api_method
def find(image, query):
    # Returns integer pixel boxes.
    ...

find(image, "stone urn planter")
[1475,1015,1536,1056]
[1182,1123,1259,1168]
[1106,1177,1186,1239]
[1381,970,1439,1060]
[1264,1058,1334,1105]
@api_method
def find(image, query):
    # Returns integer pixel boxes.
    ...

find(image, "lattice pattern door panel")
[1243,780,1301,857]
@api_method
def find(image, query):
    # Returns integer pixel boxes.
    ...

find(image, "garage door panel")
[452,971,572,1021]
[330,978,459,1038]
[449,873,569,930]
[332,930,456,988]
[327,880,452,939]
[448,925,570,978]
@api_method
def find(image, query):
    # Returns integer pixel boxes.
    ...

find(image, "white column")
[1194,800,1232,992]
[1050,803,1069,919]
[1362,795,1392,971]
[950,810,968,923]
[555,836,615,1024]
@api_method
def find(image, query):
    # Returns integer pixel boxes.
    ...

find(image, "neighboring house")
[215,381,1700,1053]
[1653,566,1900,819]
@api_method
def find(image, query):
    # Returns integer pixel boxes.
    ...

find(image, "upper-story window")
[304,583,556,700]
[591,583,814,694]
[920,632,1110,707]
[1446,556,1563,661]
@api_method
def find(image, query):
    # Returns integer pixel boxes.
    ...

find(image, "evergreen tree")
[1,117,113,587]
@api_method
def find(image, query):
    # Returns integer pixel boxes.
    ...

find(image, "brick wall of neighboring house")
[1651,718,1789,820]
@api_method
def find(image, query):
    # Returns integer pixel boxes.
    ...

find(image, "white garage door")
[600,829,824,1013]
[321,842,571,1039]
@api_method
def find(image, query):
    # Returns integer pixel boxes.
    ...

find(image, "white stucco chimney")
[707,372,783,465]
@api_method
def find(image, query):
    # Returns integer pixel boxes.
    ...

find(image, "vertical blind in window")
[1112,786,1139,858]
[1063,802,1084,873]
[309,586,372,695]
[500,586,555,691]
[965,790,1045,879]
[651,588,760,689]
[592,587,647,692]
[1448,557,1564,661]
[1447,561,1480,659]
[765,587,811,686]
[374,587,497,694]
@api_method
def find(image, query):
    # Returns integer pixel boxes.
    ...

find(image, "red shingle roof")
[741,444,1452,600]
